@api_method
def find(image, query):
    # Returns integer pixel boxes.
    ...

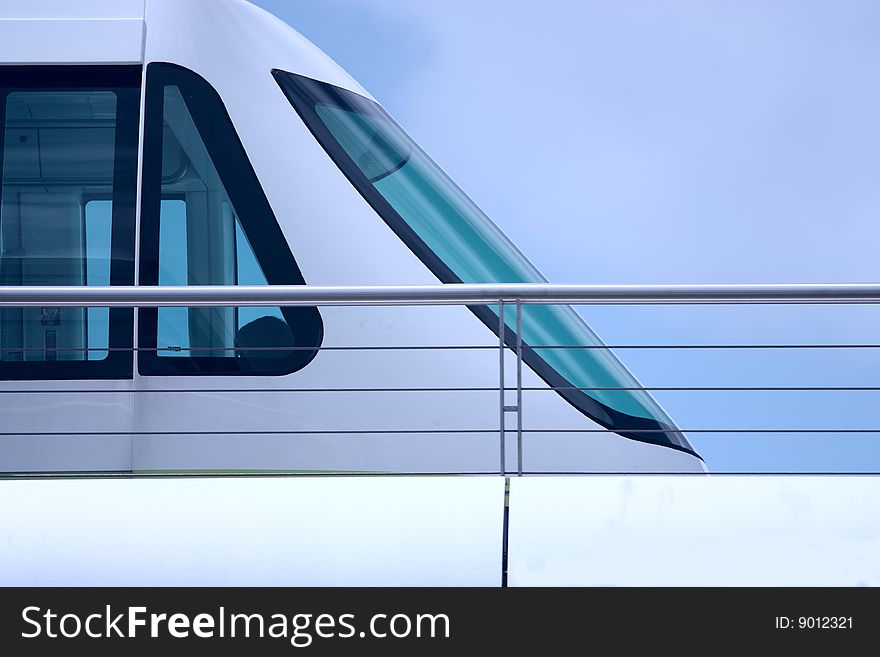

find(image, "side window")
[0,67,139,380]
[138,64,322,375]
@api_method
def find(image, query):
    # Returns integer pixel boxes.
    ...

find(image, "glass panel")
[0,91,117,363]
[83,199,112,360]
[157,198,190,357]
[276,71,695,454]
[155,86,292,361]
[235,219,284,329]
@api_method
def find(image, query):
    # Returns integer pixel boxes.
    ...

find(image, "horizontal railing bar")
[2,471,880,479]
[494,471,880,476]
[2,345,501,353]
[530,386,880,392]
[0,471,503,479]
[6,343,880,353]
[2,283,880,306]
[0,386,867,393]
[519,344,880,350]
[2,429,880,436]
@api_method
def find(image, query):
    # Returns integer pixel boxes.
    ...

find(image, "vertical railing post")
[498,300,506,476]
[516,299,523,477]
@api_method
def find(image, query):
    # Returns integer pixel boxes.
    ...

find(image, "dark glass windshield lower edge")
[273,69,700,460]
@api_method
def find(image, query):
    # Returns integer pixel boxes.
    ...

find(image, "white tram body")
[0,0,750,587]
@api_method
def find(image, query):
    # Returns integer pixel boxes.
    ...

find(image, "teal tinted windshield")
[275,71,695,456]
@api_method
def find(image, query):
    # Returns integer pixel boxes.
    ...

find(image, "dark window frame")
[138,63,323,376]
[0,65,140,381]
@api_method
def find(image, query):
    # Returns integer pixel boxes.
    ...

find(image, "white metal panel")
[0,437,131,472]
[144,0,367,96]
[0,476,504,585]
[0,383,133,472]
[0,19,144,65]
[508,476,880,585]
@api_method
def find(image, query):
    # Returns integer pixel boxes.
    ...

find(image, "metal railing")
[1,283,880,306]
[1,283,880,477]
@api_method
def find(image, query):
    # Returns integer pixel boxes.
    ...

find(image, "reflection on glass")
[0,91,117,362]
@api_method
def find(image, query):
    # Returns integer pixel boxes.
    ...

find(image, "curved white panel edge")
[0,477,504,586]
[508,476,880,586]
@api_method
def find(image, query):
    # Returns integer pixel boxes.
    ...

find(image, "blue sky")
[253,0,880,472]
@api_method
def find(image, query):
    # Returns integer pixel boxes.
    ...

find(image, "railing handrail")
[0,283,880,306]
